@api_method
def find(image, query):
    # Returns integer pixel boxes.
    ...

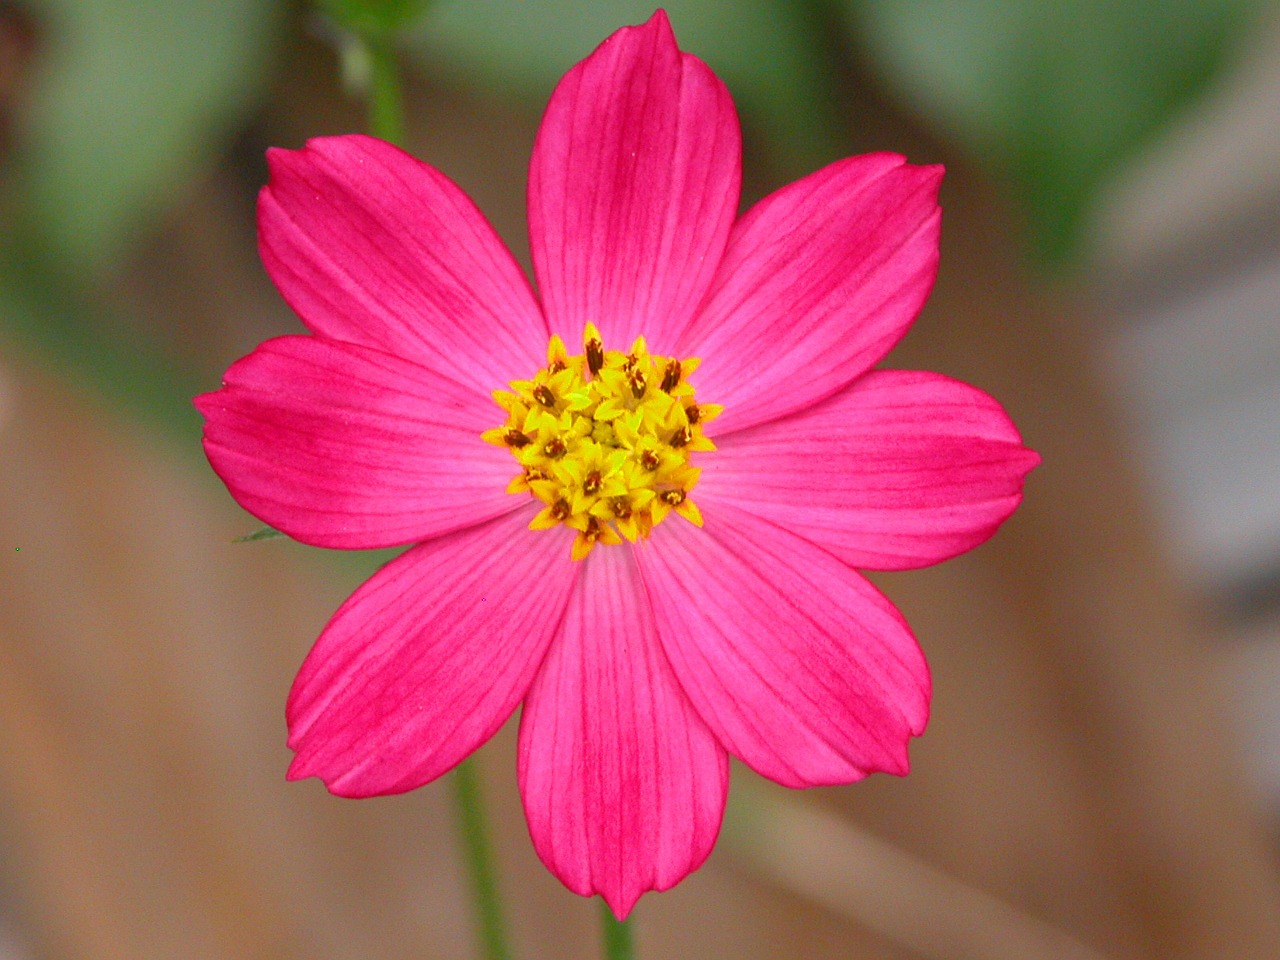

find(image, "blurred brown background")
[3,1,1280,958]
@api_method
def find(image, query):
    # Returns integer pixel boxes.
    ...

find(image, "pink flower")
[196,10,1038,917]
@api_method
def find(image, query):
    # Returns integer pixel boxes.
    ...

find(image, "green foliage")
[845,0,1262,266]
[0,238,205,443]
[407,0,848,179]
[318,0,431,36]
[15,0,278,271]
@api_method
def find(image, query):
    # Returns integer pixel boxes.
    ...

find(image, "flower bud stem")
[345,18,509,959]
[363,33,405,148]
[451,758,514,960]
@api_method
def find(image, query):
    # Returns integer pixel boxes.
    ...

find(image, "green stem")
[451,758,514,960]
[600,900,635,960]
[346,22,508,960]
[363,32,406,147]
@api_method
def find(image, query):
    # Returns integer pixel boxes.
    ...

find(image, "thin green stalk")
[346,26,509,958]
[451,758,514,960]
[600,900,635,960]
[362,32,406,147]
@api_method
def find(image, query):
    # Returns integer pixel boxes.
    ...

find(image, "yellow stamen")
[486,326,716,558]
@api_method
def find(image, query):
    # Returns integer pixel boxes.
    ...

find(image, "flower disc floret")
[483,323,721,560]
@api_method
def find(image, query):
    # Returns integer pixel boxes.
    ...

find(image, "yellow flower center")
[483,323,721,560]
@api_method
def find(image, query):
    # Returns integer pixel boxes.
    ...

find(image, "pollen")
[482,323,722,559]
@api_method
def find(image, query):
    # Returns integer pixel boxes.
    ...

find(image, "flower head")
[196,10,1038,917]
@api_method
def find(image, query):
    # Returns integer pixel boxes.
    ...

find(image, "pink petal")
[637,504,930,788]
[259,134,547,388]
[528,10,741,352]
[680,155,943,435]
[196,335,517,549]
[698,370,1041,570]
[286,510,578,797]
[518,546,728,918]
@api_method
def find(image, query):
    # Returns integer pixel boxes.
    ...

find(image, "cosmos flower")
[196,10,1038,917]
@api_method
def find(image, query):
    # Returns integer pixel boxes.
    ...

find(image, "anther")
[661,489,686,506]
[503,429,531,447]
[583,470,602,495]
[586,337,604,375]
[640,449,661,471]
[628,368,646,399]
[685,404,700,424]
[548,360,566,374]
[612,498,632,519]
[551,499,572,521]
[545,437,568,459]
[533,384,556,408]
[660,359,682,392]
[670,425,692,448]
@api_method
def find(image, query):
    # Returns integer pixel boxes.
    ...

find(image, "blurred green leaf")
[846,0,1262,265]
[0,235,205,444]
[407,0,848,180]
[16,0,279,271]
[318,0,431,36]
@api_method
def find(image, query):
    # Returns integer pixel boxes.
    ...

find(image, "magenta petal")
[196,335,517,549]
[528,10,741,351]
[681,155,943,435]
[518,546,728,918]
[699,370,1041,570]
[637,506,930,788]
[259,134,547,387]
[286,511,578,797]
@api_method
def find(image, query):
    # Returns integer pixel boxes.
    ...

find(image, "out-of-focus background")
[3,1,1280,958]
